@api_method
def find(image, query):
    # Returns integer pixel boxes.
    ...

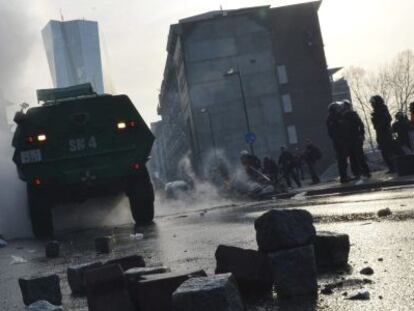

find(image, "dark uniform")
[392,112,412,151]
[341,102,371,178]
[327,102,351,183]
[278,147,301,188]
[293,149,305,181]
[263,157,279,184]
[370,95,399,172]
[240,152,262,181]
[410,102,414,124]
[303,140,321,184]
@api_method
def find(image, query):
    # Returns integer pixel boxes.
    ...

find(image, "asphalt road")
[0,185,413,310]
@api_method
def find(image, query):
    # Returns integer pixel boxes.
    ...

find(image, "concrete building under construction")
[152,1,333,182]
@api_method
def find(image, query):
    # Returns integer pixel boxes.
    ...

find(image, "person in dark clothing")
[293,148,305,181]
[410,103,414,148]
[370,95,398,172]
[303,139,321,184]
[392,111,412,152]
[263,157,279,183]
[340,100,371,178]
[240,150,262,181]
[327,101,352,183]
[278,146,301,188]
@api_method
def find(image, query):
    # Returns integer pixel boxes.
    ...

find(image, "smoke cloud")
[0,1,50,239]
[0,2,39,97]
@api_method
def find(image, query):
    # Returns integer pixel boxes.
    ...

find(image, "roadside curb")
[269,178,414,200]
[305,179,414,197]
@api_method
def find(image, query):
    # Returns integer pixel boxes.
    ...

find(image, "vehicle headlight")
[117,122,126,129]
[37,134,47,142]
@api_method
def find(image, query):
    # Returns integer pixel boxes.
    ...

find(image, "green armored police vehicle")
[12,84,155,238]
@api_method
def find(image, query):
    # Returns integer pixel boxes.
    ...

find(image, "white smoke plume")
[0,1,52,239]
[155,151,234,217]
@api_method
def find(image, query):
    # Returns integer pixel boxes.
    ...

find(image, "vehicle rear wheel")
[127,166,154,224]
[27,185,54,239]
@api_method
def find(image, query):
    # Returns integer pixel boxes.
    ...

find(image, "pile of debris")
[18,209,351,310]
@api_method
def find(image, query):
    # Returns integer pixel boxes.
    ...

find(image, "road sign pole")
[249,142,254,155]
[237,66,254,155]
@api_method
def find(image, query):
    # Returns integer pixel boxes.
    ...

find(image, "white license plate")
[20,149,42,164]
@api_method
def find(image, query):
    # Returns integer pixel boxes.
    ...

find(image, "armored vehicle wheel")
[127,167,154,224]
[27,185,54,238]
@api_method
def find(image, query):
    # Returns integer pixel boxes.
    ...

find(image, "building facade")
[42,19,105,94]
[153,2,333,182]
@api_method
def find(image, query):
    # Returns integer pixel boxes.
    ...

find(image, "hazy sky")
[1,0,414,123]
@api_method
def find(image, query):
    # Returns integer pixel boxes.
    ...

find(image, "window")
[282,94,292,113]
[277,65,288,84]
[287,125,298,144]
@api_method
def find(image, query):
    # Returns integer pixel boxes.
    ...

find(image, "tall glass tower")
[42,19,105,94]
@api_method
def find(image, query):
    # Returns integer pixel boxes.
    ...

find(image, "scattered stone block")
[95,236,112,254]
[124,266,171,283]
[85,264,134,311]
[347,290,370,300]
[268,245,318,297]
[45,241,60,258]
[19,274,62,306]
[105,254,145,271]
[215,245,273,292]
[314,231,350,269]
[172,273,244,311]
[321,286,333,295]
[377,208,392,217]
[25,300,62,311]
[129,270,207,311]
[360,267,374,275]
[67,261,103,296]
[255,209,316,252]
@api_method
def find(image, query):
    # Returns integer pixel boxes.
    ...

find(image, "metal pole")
[236,67,255,155]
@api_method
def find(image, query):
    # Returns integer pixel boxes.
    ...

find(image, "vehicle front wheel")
[127,166,155,224]
[27,185,54,239]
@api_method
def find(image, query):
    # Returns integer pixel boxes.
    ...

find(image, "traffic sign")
[244,132,256,144]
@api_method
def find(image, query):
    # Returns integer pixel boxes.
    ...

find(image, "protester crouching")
[240,150,262,181]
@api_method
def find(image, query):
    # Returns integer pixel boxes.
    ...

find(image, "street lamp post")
[224,66,255,155]
[200,108,218,165]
